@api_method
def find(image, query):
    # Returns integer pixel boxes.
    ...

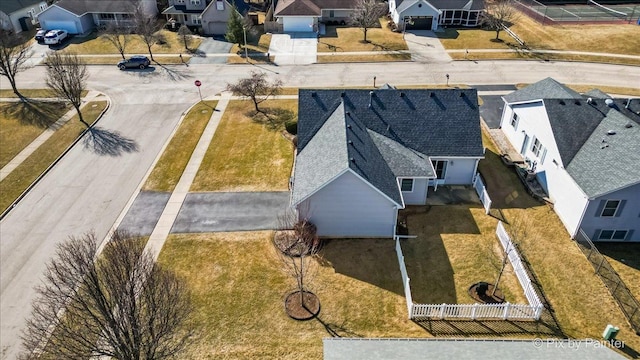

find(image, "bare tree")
[21,231,194,360]
[45,51,90,127]
[0,29,33,98]
[100,23,131,60]
[349,0,386,42]
[480,0,520,40]
[133,5,162,61]
[226,71,282,115]
[177,24,192,51]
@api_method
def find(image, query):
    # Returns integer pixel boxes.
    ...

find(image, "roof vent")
[625,98,632,109]
[605,98,614,107]
[601,144,609,149]
[459,92,465,97]
[574,100,581,105]
[369,91,374,108]
[587,97,593,104]
[607,130,616,135]
[429,92,435,97]
[349,157,355,163]
[347,124,352,129]
[559,100,565,105]
[346,111,350,116]
[348,140,353,145]
[400,92,405,97]
[311,91,316,97]
[625,123,633,128]
[340,92,345,97]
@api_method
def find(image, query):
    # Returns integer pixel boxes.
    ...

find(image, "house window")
[100,13,115,20]
[432,160,448,180]
[401,179,414,192]
[176,0,185,3]
[190,0,201,5]
[191,14,201,24]
[329,10,335,18]
[40,3,47,11]
[510,112,518,129]
[601,200,620,217]
[598,230,628,240]
[216,0,224,10]
[530,137,544,157]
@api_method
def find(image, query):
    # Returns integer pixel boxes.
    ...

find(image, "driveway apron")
[403,30,451,63]
[188,37,233,64]
[269,33,317,65]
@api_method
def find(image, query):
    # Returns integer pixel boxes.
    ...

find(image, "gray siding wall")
[300,171,397,238]
[401,178,428,205]
[581,182,640,242]
[431,158,478,185]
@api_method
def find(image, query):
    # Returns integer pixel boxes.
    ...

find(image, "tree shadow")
[152,63,192,81]
[318,41,343,52]
[82,126,139,156]
[3,99,68,129]
[248,107,295,131]
[315,316,364,338]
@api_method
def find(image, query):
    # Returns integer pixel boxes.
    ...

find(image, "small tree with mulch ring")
[273,210,321,320]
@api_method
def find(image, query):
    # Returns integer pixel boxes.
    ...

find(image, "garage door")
[42,20,78,34]
[405,16,433,30]
[207,21,227,35]
[283,17,314,32]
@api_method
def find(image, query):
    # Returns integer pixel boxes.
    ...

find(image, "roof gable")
[367,129,435,177]
[503,77,582,104]
[275,0,359,16]
[52,0,140,16]
[395,0,484,11]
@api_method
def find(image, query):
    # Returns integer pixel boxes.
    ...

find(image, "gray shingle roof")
[53,0,139,15]
[566,108,640,198]
[396,0,484,11]
[1,0,43,14]
[275,0,358,16]
[583,88,611,99]
[503,77,582,104]
[293,88,483,206]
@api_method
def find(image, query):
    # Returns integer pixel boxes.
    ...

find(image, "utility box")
[602,324,620,340]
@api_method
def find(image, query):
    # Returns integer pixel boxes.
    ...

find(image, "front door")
[520,134,530,155]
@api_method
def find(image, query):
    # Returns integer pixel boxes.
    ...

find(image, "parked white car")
[44,30,68,45]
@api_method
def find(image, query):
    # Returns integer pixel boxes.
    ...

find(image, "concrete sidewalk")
[144,91,231,261]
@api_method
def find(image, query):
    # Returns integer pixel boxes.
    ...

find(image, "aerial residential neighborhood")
[0,0,639,358]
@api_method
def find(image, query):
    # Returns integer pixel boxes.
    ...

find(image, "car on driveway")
[44,30,68,45]
[117,55,151,70]
[34,29,47,42]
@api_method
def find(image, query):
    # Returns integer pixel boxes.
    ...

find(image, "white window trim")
[191,14,201,24]
[598,229,628,240]
[400,178,414,192]
[432,160,448,180]
[531,137,544,158]
[510,112,518,129]
[601,199,621,217]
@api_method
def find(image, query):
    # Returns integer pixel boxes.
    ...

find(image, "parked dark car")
[117,55,151,70]
[34,28,47,42]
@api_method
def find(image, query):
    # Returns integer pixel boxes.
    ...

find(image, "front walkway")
[268,33,318,65]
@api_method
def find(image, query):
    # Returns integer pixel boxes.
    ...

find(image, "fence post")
[502,302,511,320]
[439,303,446,319]
[535,305,543,320]
[408,303,414,320]
[596,257,606,273]
[471,303,477,320]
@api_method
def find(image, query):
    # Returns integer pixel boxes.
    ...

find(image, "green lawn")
[144,100,217,192]
[158,232,425,359]
[0,101,71,168]
[190,100,296,192]
[0,101,108,213]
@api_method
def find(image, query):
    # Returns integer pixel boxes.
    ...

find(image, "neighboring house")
[37,0,158,35]
[161,0,248,35]
[274,0,359,32]
[499,77,640,242]
[0,0,48,33]
[389,0,484,31]
[291,88,484,238]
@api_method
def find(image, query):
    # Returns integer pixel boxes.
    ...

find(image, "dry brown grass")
[190,100,295,192]
[66,30,202,54]
[228,34,272,64]
[143,101,217,192]
[318,19,408,53]
[158,232,426,359]
[449,51,640,66]
[400,206,527,305]
[481,129,640,353]
[598,243,640,301]
[438,10,640,56]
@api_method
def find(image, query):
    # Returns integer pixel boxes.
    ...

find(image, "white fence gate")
[473,173,492,214]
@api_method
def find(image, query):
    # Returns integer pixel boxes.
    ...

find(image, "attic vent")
[605,98,614,107]
[625,123,633,128]
[607,130,616,135]
[340,92,345,97]
[429,92,435,97]
[559,100,565,105]
[311,92,316,97]
[400,92,405,97]
[574,100,581,105]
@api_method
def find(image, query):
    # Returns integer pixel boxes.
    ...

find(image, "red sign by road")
[194,80,202,87]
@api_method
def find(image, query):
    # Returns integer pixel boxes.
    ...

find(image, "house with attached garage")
[161,0,249,35]
[37,0,157,35]
[500,77,640,242]
[389,0,484,32]
[291,88,484,238]
[0,0,48,33]
[273,0,359,32]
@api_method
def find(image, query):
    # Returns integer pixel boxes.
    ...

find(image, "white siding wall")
[401,178,428,205]
[550,169,589,237]
[581,183,640,242]
[300,171,397,237]
[430,158,479,185]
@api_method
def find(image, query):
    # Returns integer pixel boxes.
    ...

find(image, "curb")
[0,94,111,221]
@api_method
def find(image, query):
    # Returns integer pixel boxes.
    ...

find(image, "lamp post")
[373,76,377,88]
[402,16,413,39]
[242,25,248,63]
[446,73,450,86]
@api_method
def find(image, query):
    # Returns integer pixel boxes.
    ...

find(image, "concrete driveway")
[268,33,317,65]
[189,37,233,64]
[403,30,451,63]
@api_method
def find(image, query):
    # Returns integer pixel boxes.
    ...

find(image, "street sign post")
[194,80,202,101]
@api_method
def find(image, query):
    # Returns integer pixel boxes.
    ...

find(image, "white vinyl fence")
[473,174,492,214]
[394,222,544,321]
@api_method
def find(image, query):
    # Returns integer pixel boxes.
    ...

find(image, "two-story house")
[1,0,48,33]
[499,78,640,242]
[161,0,248,35]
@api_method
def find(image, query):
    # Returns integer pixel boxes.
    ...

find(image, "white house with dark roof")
[292,88,484,238]
[500,77,640,242]
[0,0,48,33]
[274,0,359,32]
[37,0,157,34]
[389,0,484,31]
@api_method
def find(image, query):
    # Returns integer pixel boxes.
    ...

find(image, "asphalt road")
[1,60,639,359]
